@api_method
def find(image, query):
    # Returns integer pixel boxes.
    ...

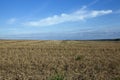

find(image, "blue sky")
[0,0,120,40]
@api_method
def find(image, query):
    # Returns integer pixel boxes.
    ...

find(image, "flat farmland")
[0,40,120,80]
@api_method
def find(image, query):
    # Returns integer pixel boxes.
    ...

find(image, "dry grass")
[0,40,120,80]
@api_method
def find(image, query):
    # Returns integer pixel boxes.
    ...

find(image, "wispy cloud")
[115,9,120,14]
[24,8,112,27]
[79,0,99,11]
[7,18,16,24]
[88,0,99,7]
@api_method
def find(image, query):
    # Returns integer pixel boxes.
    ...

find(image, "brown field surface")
[0,40,120,80]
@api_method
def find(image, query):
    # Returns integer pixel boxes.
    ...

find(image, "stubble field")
[0,40,120,80]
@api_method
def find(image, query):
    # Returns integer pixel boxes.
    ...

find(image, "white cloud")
[7,18,16,24]
[24,9,112,27]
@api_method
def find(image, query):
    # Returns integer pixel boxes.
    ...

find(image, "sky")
[0,0,120,40]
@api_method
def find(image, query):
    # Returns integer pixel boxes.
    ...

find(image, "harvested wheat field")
[0,40,120,80]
